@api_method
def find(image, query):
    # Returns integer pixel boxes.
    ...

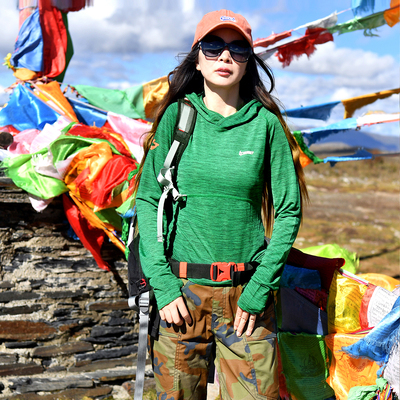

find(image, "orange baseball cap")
[192,9,253,49]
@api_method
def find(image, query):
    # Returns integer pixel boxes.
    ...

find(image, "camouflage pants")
[149,280,279,400]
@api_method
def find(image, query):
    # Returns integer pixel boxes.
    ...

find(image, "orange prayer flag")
[384,0,400,27]
[298,146,313,168]
[34,81,78,122]
[325,333,380,400]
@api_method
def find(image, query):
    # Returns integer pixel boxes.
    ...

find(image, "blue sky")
[0,0,399,136]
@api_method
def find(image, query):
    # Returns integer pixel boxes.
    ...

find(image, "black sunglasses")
[199,36,252,63]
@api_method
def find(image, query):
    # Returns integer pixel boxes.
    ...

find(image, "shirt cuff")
[238,278,272,314]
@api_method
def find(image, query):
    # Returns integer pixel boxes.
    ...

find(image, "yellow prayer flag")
[142,76,169,119]
[327,270,367,333]
[342,88,400,119]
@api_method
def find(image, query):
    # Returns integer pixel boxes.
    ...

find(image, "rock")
[5,341,37,349]
[69,356,137,373]
[0,363,43,377]
[0,353,18,364]
[0,305,42,316]
[0,291,40,303]
[0,321,57,341]
[32,342,94,358]
[90,326,131,338]
[111,384,133,400]
[75,345,138,362]
[9,376,94,393]
[4,386,112,399]
[87,300,130,311]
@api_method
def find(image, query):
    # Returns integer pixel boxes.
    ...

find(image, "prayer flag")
[384,0,400,26]
[328,11,387,36]
[276,28,334,67]
[343,296,400,365]
[295,12,338,30]
[63,193,110,271]
[39,0,68,78]
[11,8,43,72]
[285,101,340,121]
[0,84,60,131]
[34,81,78,122]
[325,332,381,400]
[74,84,146,120]
[67,98,108,127]
[301,118,358,146]
[253,30,292,48]
[342,88,400,118]
[352,0,376,16]
[278,332,334,400]
[327,270,367,334]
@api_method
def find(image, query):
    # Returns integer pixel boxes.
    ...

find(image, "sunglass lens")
[229,42,251,62]
[201,41,224,57]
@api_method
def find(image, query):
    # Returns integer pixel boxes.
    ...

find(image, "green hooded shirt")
[135,92,301,314]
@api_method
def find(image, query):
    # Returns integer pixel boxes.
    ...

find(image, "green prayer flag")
[292,131,323,164]
[1,149,68,199]
[347,377,388,400]
[328,11,387,36]
[74,84,145,119]
[278,332,334,400]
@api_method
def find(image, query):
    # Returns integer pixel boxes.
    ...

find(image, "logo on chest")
[239,151,254,156]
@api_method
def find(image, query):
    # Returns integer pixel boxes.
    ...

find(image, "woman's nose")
[218,47,232,62]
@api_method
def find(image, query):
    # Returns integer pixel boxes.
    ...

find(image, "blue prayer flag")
[11,9,43,72]
[0,84,60,131]
[302,118,358,146]
[351,0,375,16]
[285,101,340,121]
[67,98,107,128]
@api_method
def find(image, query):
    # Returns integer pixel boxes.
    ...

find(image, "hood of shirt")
[186,92,262,129]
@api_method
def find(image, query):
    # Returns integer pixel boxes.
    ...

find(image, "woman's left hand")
[234,306,260,337]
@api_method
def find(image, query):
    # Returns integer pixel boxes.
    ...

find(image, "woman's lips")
[216,68,231,77]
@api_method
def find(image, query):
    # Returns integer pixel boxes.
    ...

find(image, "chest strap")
[169,259,257,286]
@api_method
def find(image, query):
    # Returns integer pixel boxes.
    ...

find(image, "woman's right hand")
[159,296,192,326]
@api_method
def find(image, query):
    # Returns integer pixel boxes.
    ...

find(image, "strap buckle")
[210,262,237,282]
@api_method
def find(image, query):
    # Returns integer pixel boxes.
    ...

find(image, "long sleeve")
[135,103,184,310]
[237,115,301,315]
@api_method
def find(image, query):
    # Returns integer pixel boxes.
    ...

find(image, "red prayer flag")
[253,30,292,48]
[63,193,110,271]
[276,28,334,67]
[39,0,68,77]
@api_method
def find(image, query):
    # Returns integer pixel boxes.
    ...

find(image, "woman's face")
[196,28,249,93]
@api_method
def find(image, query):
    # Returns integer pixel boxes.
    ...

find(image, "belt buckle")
[210,262,236,282]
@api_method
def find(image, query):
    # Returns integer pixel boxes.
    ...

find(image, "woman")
[134,9,308,400]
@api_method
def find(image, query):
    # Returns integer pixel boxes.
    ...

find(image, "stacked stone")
[0,178,155,399]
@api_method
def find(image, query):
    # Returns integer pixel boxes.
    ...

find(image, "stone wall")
[0,176,151,399]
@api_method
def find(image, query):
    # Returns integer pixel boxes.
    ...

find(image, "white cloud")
[0,3,19,56]
[0,85,10,106]
[267,41,399,112]
[67,1,203,54]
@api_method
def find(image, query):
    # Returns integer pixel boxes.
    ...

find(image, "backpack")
[127,98,197,400]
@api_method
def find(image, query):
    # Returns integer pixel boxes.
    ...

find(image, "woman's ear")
[196,62,201,71]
